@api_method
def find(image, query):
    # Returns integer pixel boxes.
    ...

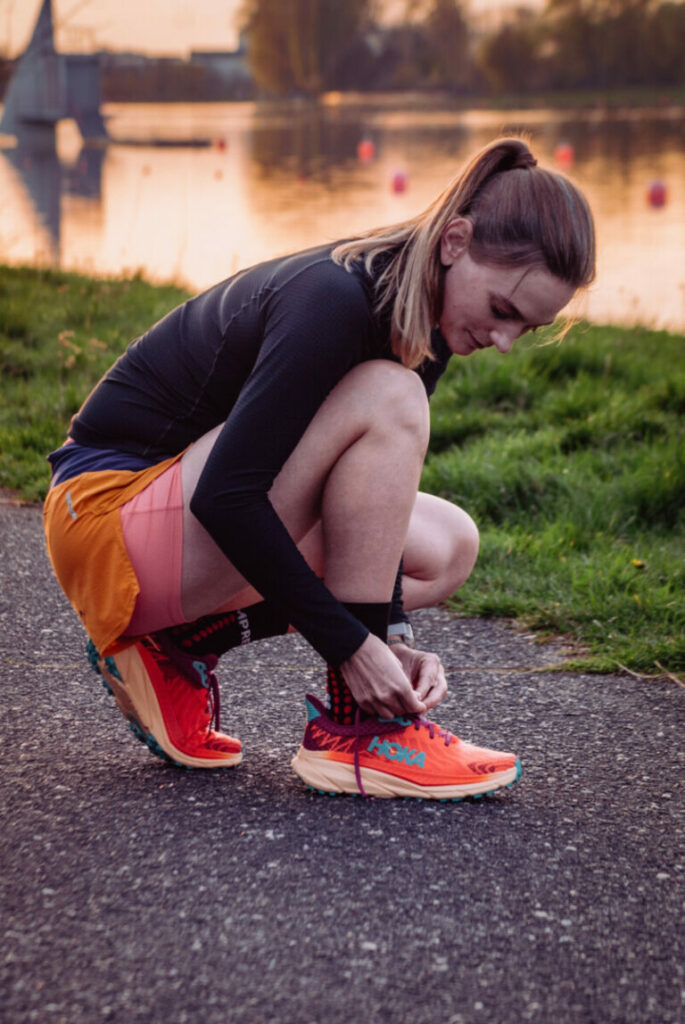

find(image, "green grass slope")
[1,264,683,676]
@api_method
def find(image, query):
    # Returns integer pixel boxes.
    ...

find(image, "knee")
[444,505,479,593]
[349,361,430,452]
[412,497,479,601]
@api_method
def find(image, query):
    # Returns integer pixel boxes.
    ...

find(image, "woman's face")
[438,219,575,357]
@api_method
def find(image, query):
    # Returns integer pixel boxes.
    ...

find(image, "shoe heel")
[86,638,123,696]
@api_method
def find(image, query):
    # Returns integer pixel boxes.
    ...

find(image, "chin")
[450,339,476,357]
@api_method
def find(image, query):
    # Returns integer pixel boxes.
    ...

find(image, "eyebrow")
[492,293,555,328]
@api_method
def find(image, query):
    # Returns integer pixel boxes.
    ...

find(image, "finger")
[368,685,422,720]
[420,671,446,703]
[414,658,443,700]
[379,667,424,718]
[421,677,447,711]
[414,672,434,701]
[415,663,447,708]
[375,687,411,719]
[356,689,397,718]
[399,686,426,716]
[358,695,395,720]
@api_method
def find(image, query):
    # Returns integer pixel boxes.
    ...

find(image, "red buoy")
[647,180,667,208]
[357,138,375,164]
[554,141,575,167]
[391,169,408,194]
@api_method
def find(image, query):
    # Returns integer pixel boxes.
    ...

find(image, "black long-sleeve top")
[64,244,452,664]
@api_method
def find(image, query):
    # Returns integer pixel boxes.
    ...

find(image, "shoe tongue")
[389,715,414,727]
[155,631,217,688]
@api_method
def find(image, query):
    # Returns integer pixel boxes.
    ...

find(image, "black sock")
[167,603,289,657]
[326,601,390,724]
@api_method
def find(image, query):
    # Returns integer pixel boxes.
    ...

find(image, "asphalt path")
[1,501,683,1024]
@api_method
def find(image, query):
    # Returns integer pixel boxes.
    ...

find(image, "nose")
[489,326,518,354]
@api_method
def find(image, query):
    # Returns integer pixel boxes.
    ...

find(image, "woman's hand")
[341,633,427,720]
[389,643,447,712]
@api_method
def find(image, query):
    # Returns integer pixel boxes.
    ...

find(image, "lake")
[1,97,684,331]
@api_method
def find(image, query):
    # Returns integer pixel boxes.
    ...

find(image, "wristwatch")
[387,622,415,648]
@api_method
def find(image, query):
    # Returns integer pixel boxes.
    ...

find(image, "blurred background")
[1,0,684,329]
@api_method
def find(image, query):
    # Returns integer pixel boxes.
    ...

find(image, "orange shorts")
[43,453,183,657]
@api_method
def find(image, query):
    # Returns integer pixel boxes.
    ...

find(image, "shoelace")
[410,717,453,746]
[152,632,222,733]
[353,709,366,797]
[189,658,221,734]
[201,670,222,734]
[352,710,453,798]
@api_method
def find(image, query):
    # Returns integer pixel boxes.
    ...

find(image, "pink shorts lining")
[120,458,186,636]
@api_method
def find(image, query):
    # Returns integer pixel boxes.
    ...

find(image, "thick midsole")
[100,649,242,769]
[291,747,519,798]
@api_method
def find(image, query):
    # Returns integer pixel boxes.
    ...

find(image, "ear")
[440,218,473,266]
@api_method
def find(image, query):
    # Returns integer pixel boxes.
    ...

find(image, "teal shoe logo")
[367,736,426,769]
[192,660,210,687]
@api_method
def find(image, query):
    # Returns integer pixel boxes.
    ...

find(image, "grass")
[1,263,683,678]
[424,323,685,678]
[0,265,189,501]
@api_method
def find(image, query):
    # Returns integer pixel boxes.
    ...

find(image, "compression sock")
[166,603,290,657]
[326,601,390,725]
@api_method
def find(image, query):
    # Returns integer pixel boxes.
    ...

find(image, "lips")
[467,330,484,350]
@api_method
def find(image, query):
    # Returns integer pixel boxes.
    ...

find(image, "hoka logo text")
[367,736,426,769]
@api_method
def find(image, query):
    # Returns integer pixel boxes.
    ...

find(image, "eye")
[490,304,509,320]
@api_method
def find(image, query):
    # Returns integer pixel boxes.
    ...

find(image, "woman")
[44,137,595,800]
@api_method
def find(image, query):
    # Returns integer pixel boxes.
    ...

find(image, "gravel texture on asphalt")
[1,502,683,1024]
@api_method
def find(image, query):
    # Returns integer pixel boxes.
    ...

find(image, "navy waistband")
[48,442,157,487]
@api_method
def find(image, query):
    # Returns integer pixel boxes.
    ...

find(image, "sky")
[2,0,543,58]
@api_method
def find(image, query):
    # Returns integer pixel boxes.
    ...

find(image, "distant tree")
[424,0,471,91]
[477,15,540,94]
[540,2,600,89]
[372,23,433,89]
[648,1,685,84]
[240,0,371,96]
[545,0,653,15]
[597,2,652,86]
[541,0,668,89]
[478,0,685,94]
[239,0,685,97]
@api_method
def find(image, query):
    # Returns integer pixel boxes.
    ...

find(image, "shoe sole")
[290,747,521,800]
[87,640,242,770]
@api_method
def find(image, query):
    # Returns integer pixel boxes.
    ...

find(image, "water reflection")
[63,146,106,200]
[1,100,683,330]
[4,129,62,261]
[1,122,105,269]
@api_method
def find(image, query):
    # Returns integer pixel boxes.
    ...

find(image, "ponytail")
[457,138,538,216]
[332,137,595,369]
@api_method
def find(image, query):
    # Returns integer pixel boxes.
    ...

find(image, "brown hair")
[332,137,596,368]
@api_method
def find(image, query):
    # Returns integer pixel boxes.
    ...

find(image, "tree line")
[2,0,682,103]
[239,0,685,97]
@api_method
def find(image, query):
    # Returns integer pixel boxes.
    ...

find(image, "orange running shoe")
[291,695,520,800]
[87,634,242,769]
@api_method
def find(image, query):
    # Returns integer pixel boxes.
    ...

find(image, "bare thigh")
[178,361,429,621]
[180,425,325,619]
[179,480,476,621]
